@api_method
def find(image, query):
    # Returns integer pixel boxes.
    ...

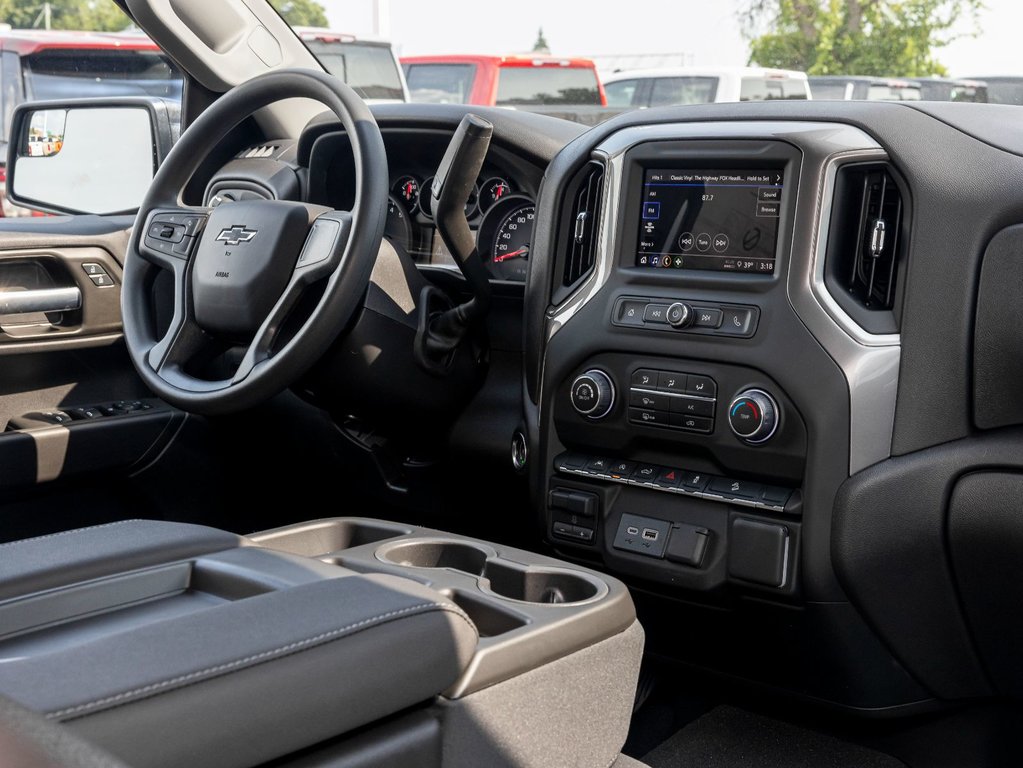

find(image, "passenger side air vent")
[824,163,910,334]
[555,161,605,301]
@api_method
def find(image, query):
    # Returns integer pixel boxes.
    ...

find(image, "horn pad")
[192,201,312,338]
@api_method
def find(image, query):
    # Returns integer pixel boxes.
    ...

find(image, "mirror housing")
[6,97,178,216]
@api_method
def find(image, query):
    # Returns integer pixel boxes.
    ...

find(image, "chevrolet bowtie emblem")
[216,225,257,246]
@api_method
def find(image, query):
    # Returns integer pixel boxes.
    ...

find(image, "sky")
[319,0,1023,77]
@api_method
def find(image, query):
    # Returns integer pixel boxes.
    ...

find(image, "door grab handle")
[0,287,82,315]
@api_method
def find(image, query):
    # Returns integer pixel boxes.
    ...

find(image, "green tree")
[0,1,132,31]
[741,0,983,77]
[270,0,328,28]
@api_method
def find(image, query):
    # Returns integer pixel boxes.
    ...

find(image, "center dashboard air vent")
[824,162,910,335]
[553,161,606,304]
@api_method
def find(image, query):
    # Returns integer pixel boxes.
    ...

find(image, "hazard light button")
[656,467,682,488]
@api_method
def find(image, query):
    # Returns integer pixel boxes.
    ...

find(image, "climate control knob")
[667,301,693,329]
[728,389,779,444]
[570,369,615,420]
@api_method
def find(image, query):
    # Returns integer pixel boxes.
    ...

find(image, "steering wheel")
[122,68,387,415]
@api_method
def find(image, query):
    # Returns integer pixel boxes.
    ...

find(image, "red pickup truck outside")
[401,54,607,107]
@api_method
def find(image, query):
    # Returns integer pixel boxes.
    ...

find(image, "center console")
[538,137,811,598]
[0,519,641,768]
[525,122,916,710]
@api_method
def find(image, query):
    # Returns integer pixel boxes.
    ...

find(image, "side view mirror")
[6,97,178,216]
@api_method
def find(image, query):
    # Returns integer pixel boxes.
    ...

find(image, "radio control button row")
[612,297,758,338]
[553,452,795,514]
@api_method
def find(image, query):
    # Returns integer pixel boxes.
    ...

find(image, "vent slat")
[562,162,605,288]
[837,165,905,312]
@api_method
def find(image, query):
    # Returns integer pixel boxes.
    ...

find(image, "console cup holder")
[376,538,606,605]
[481,561,601,605]
[378,540,494,573]
[249,519,411,558]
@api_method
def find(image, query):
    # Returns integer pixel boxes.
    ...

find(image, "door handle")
[0,287,81,315]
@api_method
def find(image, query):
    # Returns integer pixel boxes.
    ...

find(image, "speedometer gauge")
[476,194,535,282]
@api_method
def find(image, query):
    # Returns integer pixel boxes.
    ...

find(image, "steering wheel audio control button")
[728,389,779,444]
[570,369,616,420]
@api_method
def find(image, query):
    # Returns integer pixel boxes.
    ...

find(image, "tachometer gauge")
[392,175,420,212]
[477,194,535,282]
[385,195,413,253]
[479,177,512,213]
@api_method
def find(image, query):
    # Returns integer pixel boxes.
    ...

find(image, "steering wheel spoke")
[231,210,353,383]
[146,256,207,373]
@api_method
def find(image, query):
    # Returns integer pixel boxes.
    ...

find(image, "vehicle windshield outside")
[648,77,719,106]
[495,67,601,105]
[403,63,475,103]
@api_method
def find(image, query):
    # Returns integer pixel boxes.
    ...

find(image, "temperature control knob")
[667,302,693,329]
[570,370,615,420]
[728,389,779,444]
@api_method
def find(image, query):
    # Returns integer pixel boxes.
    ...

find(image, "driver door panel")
[0,217,183,539]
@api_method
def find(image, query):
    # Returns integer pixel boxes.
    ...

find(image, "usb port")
[626,526,639,536]
[642,528,659,541]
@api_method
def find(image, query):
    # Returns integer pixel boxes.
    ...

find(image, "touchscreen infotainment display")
[635,168,783,274]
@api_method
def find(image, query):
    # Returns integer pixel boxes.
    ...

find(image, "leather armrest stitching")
[0,520,144,550]
[48,601,476,721]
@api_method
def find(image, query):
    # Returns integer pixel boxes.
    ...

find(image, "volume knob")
[728,389,779,444]
[570,369,615,420]
[667,302,693,329]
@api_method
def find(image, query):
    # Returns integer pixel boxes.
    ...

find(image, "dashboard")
[216,99,1023,718]
[306,128,542,282]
